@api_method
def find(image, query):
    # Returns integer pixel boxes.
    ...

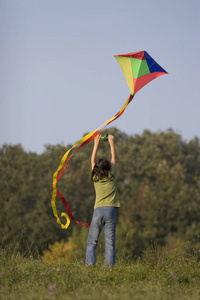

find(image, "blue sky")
[0,0,200,153]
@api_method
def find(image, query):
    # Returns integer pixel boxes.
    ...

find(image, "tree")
[0,128,200,258]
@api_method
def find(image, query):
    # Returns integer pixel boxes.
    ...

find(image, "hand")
[94,134,101,146]
[108,134,114,143]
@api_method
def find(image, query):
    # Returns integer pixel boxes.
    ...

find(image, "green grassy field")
[1,244,200,300]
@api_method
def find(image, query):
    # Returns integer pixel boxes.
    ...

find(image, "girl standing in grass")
[85,134,120,266]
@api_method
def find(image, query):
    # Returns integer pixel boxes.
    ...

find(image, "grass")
[1,244,200,300]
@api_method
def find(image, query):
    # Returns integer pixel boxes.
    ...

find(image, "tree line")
[0,127,200,258]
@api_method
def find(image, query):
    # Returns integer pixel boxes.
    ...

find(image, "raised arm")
[108,134,116,166]
[91,134,101,170]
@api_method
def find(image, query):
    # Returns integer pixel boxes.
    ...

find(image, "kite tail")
[51,94,134,229]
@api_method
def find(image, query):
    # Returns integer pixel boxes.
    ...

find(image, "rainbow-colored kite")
[51,51,167,229]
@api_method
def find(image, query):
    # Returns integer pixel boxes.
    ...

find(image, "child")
[85,134,120,266]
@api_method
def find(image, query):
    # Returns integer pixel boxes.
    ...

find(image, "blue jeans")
[85,206,117,266]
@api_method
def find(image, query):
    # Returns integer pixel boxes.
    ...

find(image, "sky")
[0,0,200,154]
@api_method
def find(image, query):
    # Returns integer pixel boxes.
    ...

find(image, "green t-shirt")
[93,165,120,210]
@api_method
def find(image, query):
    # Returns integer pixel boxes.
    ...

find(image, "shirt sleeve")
[111,164,116,177]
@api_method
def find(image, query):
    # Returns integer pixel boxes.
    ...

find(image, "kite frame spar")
[51,51,167,229]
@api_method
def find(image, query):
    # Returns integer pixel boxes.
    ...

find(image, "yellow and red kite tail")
[51,94,134,229]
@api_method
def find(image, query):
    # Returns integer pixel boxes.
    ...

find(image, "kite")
[51,50,168,229]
